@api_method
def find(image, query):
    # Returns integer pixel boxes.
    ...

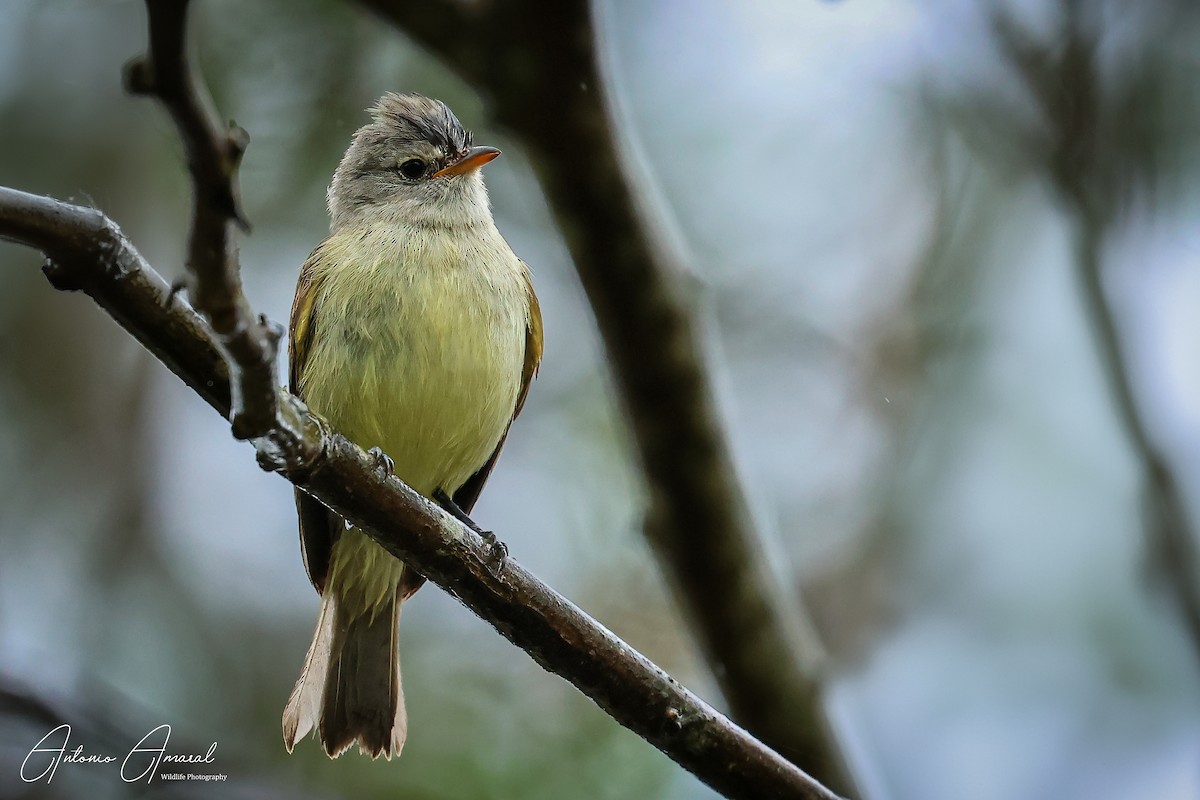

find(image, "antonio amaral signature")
[21,723,221,784]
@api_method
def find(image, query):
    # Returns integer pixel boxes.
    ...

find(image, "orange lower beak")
[432,146,501,178]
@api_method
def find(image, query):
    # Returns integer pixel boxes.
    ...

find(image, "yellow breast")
[298,220,529,498]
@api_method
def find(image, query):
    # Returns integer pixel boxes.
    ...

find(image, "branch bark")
[0,184,843,800]
[355,1,857,792]
[122,0,279,440]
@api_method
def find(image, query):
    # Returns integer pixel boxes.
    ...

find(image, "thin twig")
[992,1,1200,662]
[123,0,279,439]
[356,0,857,791]
[0,185,843,800]
[1075,214,1200,658]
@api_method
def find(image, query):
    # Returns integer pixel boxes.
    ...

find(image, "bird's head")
[328,93,500,230]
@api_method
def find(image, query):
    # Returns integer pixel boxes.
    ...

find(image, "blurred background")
[2,0,1200,798]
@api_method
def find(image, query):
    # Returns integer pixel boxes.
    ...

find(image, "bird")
[281,93,542,760]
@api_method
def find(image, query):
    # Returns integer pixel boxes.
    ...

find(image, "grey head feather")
[368,93,473,156]
[327,93,489,231]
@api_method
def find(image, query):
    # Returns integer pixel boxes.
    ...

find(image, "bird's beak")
[432,146,501,178]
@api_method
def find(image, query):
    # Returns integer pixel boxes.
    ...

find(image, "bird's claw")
[164,276,188,308]
[368,446,394,477]
[479,529,508,575]
[430,487,506,574]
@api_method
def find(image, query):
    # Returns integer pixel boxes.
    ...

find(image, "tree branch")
[355,1,857,792]
[0,185,842,800]
[122,0,279,440]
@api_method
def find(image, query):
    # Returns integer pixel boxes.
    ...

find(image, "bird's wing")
[452,263,543,514]
[289,243,342,595]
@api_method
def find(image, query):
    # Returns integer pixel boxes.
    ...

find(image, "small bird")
[282,93,542,759]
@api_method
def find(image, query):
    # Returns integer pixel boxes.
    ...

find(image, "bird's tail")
[282,590,406,759]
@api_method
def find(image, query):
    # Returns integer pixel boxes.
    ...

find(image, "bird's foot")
[165,276,189,307]
[433,489,507,576]
[368,446,394,477]
[478,529,508,575]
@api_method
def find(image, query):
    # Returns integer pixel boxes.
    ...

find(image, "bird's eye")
[398,159,426,180]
